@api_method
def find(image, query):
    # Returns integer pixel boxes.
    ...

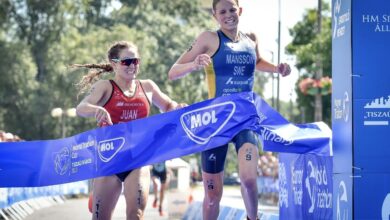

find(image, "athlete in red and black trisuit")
[100,79,151,182]
[75,41,186,220]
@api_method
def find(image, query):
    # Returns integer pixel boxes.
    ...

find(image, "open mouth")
[126,68,137,74]
[225,18,236,25]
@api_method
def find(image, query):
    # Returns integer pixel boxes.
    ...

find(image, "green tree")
[0,40,39,139]
[115,0,214,107]
[0,0,269,143]
[0,0,114,138]
[286,4,331,125]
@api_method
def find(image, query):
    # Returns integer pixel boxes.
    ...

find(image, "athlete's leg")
[91,176,122,220]
[123,167,150,220]
[235,130,261,220]
[201,171,224,220]
[201,145,228,220]
[238,142,259,220]
[158,171,169,215]
[151,175,159,208]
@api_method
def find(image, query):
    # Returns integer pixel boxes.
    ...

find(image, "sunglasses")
[111,58,140,66]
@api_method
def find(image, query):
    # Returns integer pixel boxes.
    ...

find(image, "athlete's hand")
[175,103,188,110]
[277,63,291,77]
[95,107,113,125]
[193,54,211,71]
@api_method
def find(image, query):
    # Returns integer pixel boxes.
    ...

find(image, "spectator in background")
[0,130,5,142]
[3,132,14,142]
[259,152,278,177]
[0,131,23,142]
[257,152,279,204]
[151,161,171,216]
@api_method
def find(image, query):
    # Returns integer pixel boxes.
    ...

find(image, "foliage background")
[0,0,330,176]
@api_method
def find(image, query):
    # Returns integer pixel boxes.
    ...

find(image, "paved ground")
[22,186,278,220]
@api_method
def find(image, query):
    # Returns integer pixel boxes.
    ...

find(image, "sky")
[238,0,328,102]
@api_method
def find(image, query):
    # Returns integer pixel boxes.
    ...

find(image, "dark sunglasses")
[111,58,140,66]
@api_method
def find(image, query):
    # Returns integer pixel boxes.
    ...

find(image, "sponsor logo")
[180,102,236,144]
[116,102,125,107]
[334,91,350,122]
[305,160,332,213]
[363,95,390,126]
[362,14,390,33]
[97,137,125,162]
[291,165,303,206]
[336,181,349,220]
[208,153,216,161]
[333,0,350,39]
[279,162,288,208]
[259,127,293,145]
[54,147,71,175]
[225,77,250,86]
[382,193,390,220]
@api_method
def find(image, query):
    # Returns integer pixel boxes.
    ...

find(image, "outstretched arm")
[145,80,187,112]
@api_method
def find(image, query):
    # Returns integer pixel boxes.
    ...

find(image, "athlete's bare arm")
[76,80,113,125]
[168,31,217,80]
[248,33,291,76]
[245,32,278,73]
[141,80,186,112]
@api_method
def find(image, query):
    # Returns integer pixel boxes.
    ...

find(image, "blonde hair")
[212,0,239,11]
[73,41,138,97]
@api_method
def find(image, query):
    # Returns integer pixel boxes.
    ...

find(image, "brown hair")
[73,41,138,97]
[212,0,239,11]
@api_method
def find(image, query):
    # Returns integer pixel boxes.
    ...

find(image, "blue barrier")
[279,153,333,219]
[0,181,88,209]
[183,201,279,220]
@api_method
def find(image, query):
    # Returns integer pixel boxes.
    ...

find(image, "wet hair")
[73,41,138,97]
[212,0,239,11]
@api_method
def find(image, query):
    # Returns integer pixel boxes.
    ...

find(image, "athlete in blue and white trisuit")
[168,1,291,219]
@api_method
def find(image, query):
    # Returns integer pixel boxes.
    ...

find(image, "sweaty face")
[213,0,241,31]
[113,48,140,80]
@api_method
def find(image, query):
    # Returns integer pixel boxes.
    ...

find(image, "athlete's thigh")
[92,176,122,220]
[123,167,150,210]
[201,144,228,174]
[237,142,259,177]
[233,130,260,176]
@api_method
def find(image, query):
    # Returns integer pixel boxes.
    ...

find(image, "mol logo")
[98,137,125,162]
[180,102,236,144]
[190,110,217,129]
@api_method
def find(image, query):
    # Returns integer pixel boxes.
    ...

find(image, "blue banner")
[332,0,353,218]
[0,92,331,187]
[279,153,333,220]
[352,0,390,219]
